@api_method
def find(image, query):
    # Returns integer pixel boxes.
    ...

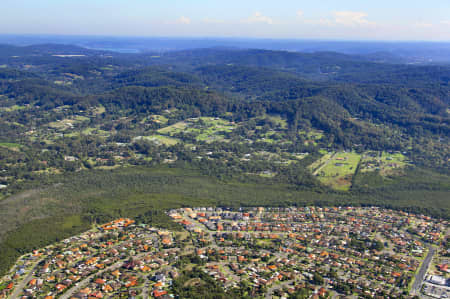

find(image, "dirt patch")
[184,278,205,288]
[337,175,352,185]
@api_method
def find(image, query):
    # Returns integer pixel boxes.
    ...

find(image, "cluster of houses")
[169,206,447,298]
[0,219,178,299]
[1,206,447,299]
[421,237,450,298]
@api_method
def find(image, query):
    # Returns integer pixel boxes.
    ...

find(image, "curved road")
[10,257,45,299]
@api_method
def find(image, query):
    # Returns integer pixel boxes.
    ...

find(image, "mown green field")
[314,152,361,191]
[157,121,188,135]
[0,105,27,112]
[149,114,168,124]
[0,142,22,150]
[309,152,334,172]
[92,106,106,115]
[142,135,180,146]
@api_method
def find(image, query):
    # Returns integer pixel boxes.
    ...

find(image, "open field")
[0,105,28,112]
[149,114,168,125]
[48,116,89,130]
[140,135,180,146]
[0,142,22,150]
[157,121,188,135]
[314,152,361,191]
[157,117,235,142]
[360,151,409,176]
[309,152,334,172]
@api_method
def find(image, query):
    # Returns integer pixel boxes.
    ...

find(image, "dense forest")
[0,44,448,276]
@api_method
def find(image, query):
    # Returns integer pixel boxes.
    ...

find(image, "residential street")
[10,257,45,299]
[411,245,436,295]
[60,251,148,299]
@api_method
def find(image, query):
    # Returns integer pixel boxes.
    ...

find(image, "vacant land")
[314,152,361,191]
[139,135,180,146]
[47,116,89,130]
[360,151,409,176]
[157,117,235,142]
[0,105,27,112]
[157,121,188,135]
[0,142,22,150]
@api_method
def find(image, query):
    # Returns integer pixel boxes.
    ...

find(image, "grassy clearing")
[53,80,72,86]
[256,239,275,246]
[33,168,61,175]
[158,117,235,143]
[96,165,121,170]
[0,142,22,150]
[82,127,96,135]
[48,116,90,130]
[138,135,179,146]
[309,152,334,172]
[48,119,75,130]
[0,105,27,112]
[93,106,106,115]
[150,114,168,125]
[315,151,361,191]
[293,153,309,160]
[74,115,90,122]
[360,151,409,176]
[157,121,188,135]
[80,127,110,137]
[141,114,168,125]
[258,171,277,178]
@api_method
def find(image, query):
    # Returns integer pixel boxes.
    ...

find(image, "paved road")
[60,250,151,299]
[411,246,436,295]
[59,259,127,299]
[10,257,45,299]
[60,247,179,299]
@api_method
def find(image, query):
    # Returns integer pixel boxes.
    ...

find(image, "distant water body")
[0,35,449,61]
[84,47,141,54]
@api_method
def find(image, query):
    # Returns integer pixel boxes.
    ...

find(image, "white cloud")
[296,10,304,18]
[303,18,333,26]
[440,20,450,25]
[333,11,374,26]
[176,16,191,25]
[243,12,273,25]
[413,21,433,28]
[301,11,375,27]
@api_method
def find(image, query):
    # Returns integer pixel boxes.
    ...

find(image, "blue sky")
[2,0,450,40]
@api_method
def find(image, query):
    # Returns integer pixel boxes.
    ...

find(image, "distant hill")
[1,35,449,63]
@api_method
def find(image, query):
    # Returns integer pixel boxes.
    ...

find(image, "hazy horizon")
[2,0,450,41]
